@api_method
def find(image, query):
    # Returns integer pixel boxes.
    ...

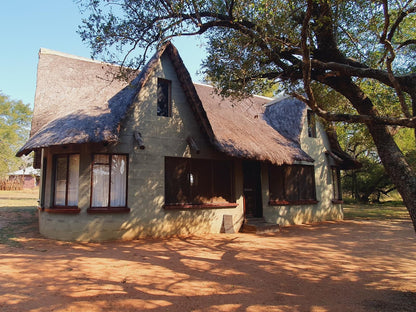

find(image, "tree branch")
[310,60,416,94]
[291,93,416,127]
[387,6,416,42]
[380,0,410,118]
[227,0,235,18]
[380,0,390,43]
[398,39,416,48]
[301,0,317,110]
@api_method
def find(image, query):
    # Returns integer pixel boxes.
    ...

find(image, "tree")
[339,123,416,202]
[78,0,416,231]
[0,93,32,177]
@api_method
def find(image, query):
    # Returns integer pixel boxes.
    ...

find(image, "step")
[240,218,281,234]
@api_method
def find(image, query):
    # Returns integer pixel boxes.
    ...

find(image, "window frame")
[157,77,172,117]
[307,110,317,138]
[88,153,130,213]
[40,157,47,208]
[331,167,343,203]
[49,153,80,213]
[164,157,237,210]
[268,164,318,205]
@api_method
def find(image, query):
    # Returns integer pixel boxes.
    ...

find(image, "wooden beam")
[187,136,200,154]
[134,131,145,149]
[33,149,41,169]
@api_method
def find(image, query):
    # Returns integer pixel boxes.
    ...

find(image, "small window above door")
[157,78,172,117]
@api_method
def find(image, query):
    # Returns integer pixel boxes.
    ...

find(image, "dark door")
[243,161,263,218]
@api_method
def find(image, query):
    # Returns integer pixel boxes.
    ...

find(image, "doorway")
[243,161,263,218]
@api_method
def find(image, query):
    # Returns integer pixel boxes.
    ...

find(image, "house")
[17,42,358,241]
[8,166,40,189]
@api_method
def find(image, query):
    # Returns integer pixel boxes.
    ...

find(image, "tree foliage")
[0,93,32,177]
[340,124,416,202]
[338,121,393,202]
[78,1,416,122]
[78,0,416,231]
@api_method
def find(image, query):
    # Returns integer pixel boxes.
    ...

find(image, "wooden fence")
[0,177,24,191]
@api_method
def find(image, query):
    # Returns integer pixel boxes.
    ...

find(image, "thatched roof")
[194,85,313,164]
[17,47,166,156]
[18,42,315,165]
[18,49,133,155]
[264,97,306,143]
[9,166,40,176]
[264,96,360,170]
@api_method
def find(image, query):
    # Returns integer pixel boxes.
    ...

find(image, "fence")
[0,177,24,191]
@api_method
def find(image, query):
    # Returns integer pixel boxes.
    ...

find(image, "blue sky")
[0,0,206,107]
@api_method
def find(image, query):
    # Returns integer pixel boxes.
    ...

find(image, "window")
[40,157,47,208]
[332,167,342,202]
[53,154,79,207]
[269,164,317,204]
[165,157,234,206]
[307,110,317,138]
[91,154,128,208]
[157,78,171,117]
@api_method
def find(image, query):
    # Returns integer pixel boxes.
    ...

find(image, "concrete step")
[240,218,281,234]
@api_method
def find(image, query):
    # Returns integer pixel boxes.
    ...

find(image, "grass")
[343,201,409,220]
[0,188,39,207]
[0,209,37,247]
[0,189,39,246]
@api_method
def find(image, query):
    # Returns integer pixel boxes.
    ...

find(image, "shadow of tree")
[0,214,415,311]
[0,207,39,247]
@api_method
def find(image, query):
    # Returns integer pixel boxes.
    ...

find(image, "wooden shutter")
[268,165,285,201]
[213,160,234,203]
[165,157,190,204]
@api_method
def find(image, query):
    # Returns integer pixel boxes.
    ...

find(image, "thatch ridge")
[161,44,217,148]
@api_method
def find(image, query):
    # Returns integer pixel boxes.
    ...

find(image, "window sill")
[332,199,344,204]
[268,200,319,206]
[164,203,238,210]
[41,207,81,214]
[87,207,130,213]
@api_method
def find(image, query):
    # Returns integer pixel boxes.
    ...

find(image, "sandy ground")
[0,209,415,312]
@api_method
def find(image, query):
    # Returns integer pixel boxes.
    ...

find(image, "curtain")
[110,155,127,207]
[67,154,79,206]
[92,154,127,207]
[54,156,67,206]
[92,155,110,207]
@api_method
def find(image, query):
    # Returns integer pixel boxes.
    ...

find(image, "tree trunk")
[326,77,416,232]
[352,170,358,200]
[368,123,416,231]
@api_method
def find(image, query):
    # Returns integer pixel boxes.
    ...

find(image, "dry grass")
[0,189,39,208]
[0,189,39,247]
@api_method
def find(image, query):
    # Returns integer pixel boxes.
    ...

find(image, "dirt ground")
[0,208,415,312]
